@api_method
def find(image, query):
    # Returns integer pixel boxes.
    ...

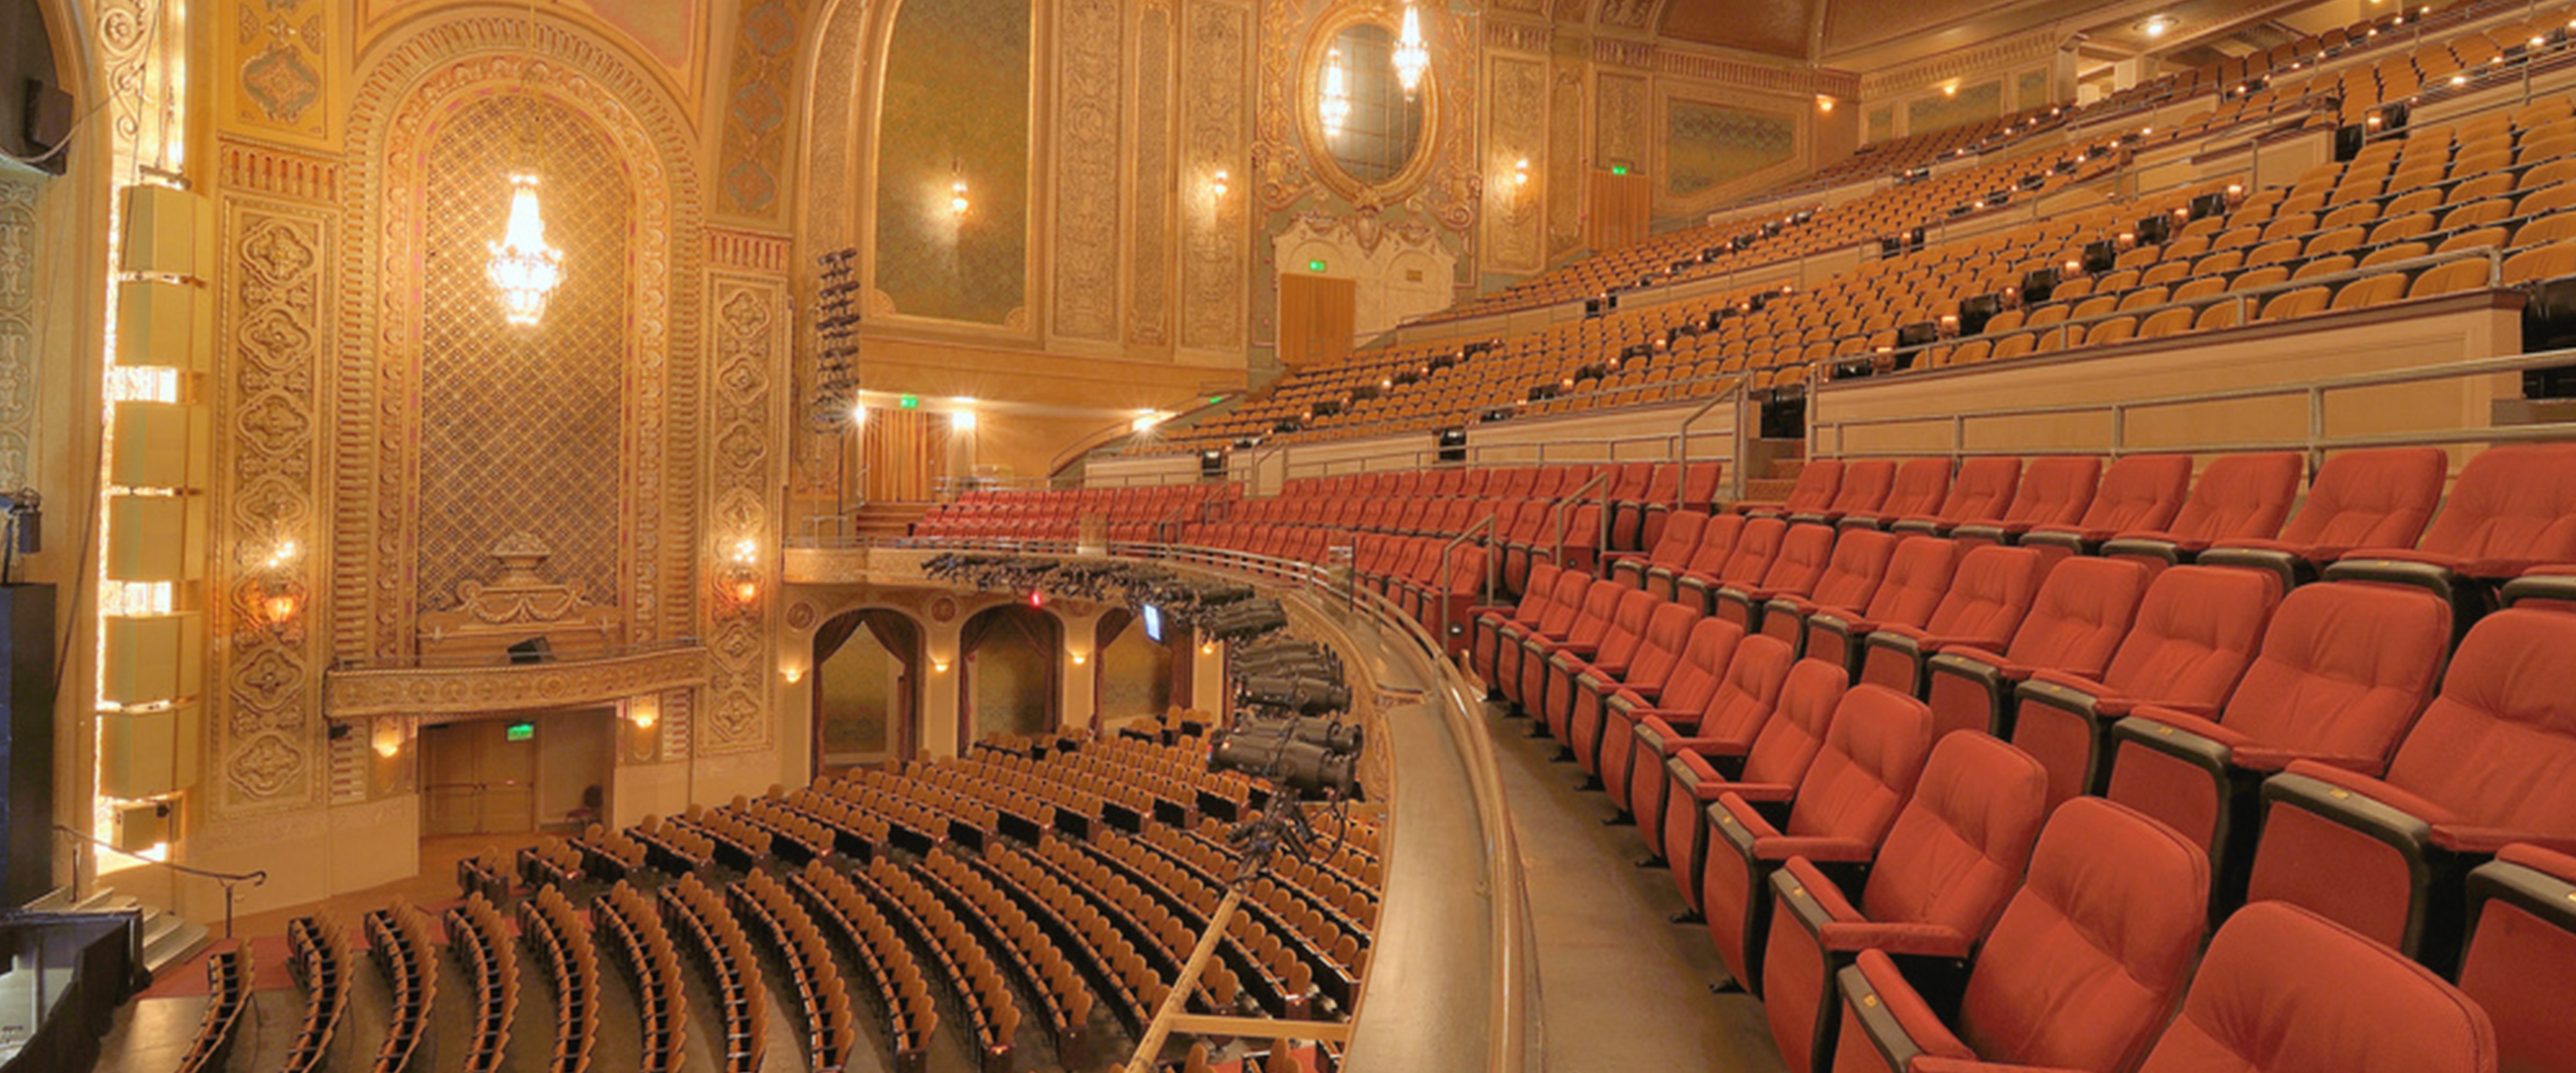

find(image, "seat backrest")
[1755,523,1838,594]
[1739,660,1849,785]
[1826,460,1897,515]
[1696,634,1799,748]
[2002,557,2151,673]
[1780,460,1845,513]
[1861,537,1961,627]
[1807,530,1899,613]
[1624,602,1703,693]
[1611,461,1655,499]
[1718,517,1789,586]
[2274,446,2446,550]
[2415,444,2576,564]
[2136,902,2494,1073]
[2208,581,2448,767]
[1939,457,2021,522]
[1957,798,2211,1072]
[1510,564,1561,620]
[1862,733,2050,940]
[1657,619,1749,716]
[1684,512,1746,574]
[1784,686,1936,846]
[2383,609,2576,842]
[1561,580,1628,648]
[1879,458,1953,519]
[2101,566,2282,703]
[2460,843,2576,1073]
[2077,453,2194,533]
[1923,547,2048,645]
[1681,462,1724,509]
[2000,456,2103,527]
[2161,452,2302,541]
[1646,510,1710,567]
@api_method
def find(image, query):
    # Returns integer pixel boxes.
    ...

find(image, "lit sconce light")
[2141,126,2155,137]
[851,403,869,426]
[1211,169,1230,198]
[2062,260,2082,275]
[2141,14,2172,38]
[1027,589,1045,609]
[1131,409,1167,433]
[628,697,660,730]
[949,160,970,216]
[1816,94,1836,113]
[1070,650,1088,666]
[780,665,805,684]
[724,536,760,604]
[932,658,952,674]
[1513,158,1531,187]
[371,722,405,760]
[1942,82,1960,97]
[257,539,304,632]
[487,174,565,326]
[951,409,978,431]
[2116,231,2136,249]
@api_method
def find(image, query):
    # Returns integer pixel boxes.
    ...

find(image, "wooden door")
[1278,273,1357,370]
[420,721,539,836]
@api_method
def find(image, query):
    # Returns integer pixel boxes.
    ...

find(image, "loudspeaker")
[20,79,71,177]
[0,584,58,907]
[1437,429,1467,464]
[508,636,554,665]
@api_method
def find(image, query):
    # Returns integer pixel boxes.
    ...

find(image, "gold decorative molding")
[323,645,712,720]
[1180,0,1251,351]
[1054,0,1125,343]
[1486,55,1547,274]
[1128,1,1175,348]
[1547,62,1586,259]
[1486,21,1553,53]
[1855,28,2061,99]
[217,139,343,202]
[701,278,786,755]
[708,227,794,274]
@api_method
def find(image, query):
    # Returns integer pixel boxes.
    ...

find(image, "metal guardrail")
[54,825,267,939]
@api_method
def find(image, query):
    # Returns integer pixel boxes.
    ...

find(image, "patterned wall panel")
[1179,0,1249,351]
[415,96,630,614]
[223,0,335,146]
[2017,68,2049,110]
[1867,104,1894,144]
[215,142,335,817]
[1486,55,1546,274]
[871,0,1033,326]
[1596,72,1646,172]
[1664,100,1796,197]
[0,175,35,488]
[1547,63,1585,259]
[1907,80,2004,135]
[1052,0,1124,342]
[1128,2,1174,348]
[702,274,785,754]
[719,0,811,218]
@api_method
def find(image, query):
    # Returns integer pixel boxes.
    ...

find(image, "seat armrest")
[1751,834,1877,864]
[1912,1060,2091,1073]
[1836,953,1978,1070]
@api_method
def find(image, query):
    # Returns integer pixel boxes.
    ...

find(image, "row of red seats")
[917,483,1236,542]
[1459,449,2576,1071]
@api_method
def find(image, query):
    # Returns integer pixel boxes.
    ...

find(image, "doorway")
[814,609,923,775]
[419,709,616,837]
[962,604,1062,743]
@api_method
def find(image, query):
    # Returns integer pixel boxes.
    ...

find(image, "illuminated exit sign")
[1307,259,1327,273]
[506,722,536,742]
[1611,165,1630,176]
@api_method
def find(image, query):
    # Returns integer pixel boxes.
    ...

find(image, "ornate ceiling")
[1643,0,2306,66]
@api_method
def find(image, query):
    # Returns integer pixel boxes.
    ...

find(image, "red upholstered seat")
[1505,578,1621,711]
[1857,546,2046,696]
[2009,565,2282,807]
[1404,542,1491,654]
[1608,510,1708,591]
[2248,607,2576,966]
[1471,562,1574,691]
[1762,733,2050,1073]
[1651,654,1839,909]
[1827,797,2209,1073]
[2022,453,2195,557]
[2329,444,2576,636]
[1613,462,1681,551]
[2106,582,2449,907]
[1702,684,1935,995]
[1568,601,1702,780]
[1892,456,2020,535]
[1504,499,1605,595]
[2132,902,2495,1073]
[1793,459,1898,525]
[1637,461,1726,549]
[1840,458,1952,532]
[2102,451,2304,567]
[1646,512,1744,603]
[1742,459,1845,518]
[1539,587,1659,743]
[1676,517,1788,616]
[2202,446,2446,589]
[1949,455,2102,546]
[1921,556,2150,741]
[1607,618,1748,821]
[1759,530,1901,652]
[1711,523,1842,631]
[1803,536,1961,678]
[2460,843,2576,1073]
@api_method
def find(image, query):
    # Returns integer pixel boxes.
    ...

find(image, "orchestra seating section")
[1125,0,2576,458]
[207,730,1381,1073]
[909,433,2576,1070]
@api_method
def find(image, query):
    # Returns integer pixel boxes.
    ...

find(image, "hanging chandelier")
[1320,47,1352,137]
[487,0,562,326]
[1394,4,1430,97]
[488,173,564,326]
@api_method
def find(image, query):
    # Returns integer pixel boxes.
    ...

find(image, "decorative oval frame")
[1296,2,1441,204]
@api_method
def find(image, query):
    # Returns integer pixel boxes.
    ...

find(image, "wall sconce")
[1942,82,1959,97]
[723,536,759,604]
[1131,410,1167,433]
[628,697,660,730]
[1816,94,1836,113]
[371,721,404,760]
[851,403,868,427]
[1512,158,1531,187]
[1070,651,1088,666]
[1199,641,1217,657]
[780,664,806,684]
[932,658,951,674]
[949,159,970,216]
[950,409,978,431]
[1211,170,1231,199]
[255,539,303,632]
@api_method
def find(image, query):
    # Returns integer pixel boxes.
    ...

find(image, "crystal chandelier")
[1320,47,1352,137]
[1394,4,1431,97]
[487,173,563,326]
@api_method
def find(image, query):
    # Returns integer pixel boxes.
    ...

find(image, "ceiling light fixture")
[1394,4,1431,98]
[486,0,563,326]
[1320,47,1352,137]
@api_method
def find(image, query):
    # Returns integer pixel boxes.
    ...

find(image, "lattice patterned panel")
[417,95,631,612]
[1665,100,1795,198]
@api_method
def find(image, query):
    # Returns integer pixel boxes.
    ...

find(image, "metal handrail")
[54,825,268,939]
[1435,513,1500,652]
[1810,344,2576,465]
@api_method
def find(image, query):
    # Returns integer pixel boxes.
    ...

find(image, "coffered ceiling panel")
[1656,0,1818,58]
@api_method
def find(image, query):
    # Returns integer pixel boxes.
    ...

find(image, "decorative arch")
[336,11,707,664]
[958,603,1063,743]
[810,606,924,772]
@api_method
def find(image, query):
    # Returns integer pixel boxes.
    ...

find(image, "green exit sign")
[1611,165,1630,176]
[1307,259,1328,273]
[506,722,536,742]
[898,394,920,409]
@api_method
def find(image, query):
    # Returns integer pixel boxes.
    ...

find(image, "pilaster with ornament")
[702,231,789,755]
[220,0,338,149]
[717,0,811,220]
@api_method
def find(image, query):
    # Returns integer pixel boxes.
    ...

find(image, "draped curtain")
[857,408,942,503]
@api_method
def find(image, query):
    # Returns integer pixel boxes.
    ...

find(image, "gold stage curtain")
[858,407,942,502]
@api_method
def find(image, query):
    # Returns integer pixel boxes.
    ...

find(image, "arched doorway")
[813,609,923,775]
[961,604,1060,744]
[1095,608,1191,721]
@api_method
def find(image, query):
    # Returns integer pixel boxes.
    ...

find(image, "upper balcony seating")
[2004,565,2283,808]
[2105,581,2451,909]
[1759,733,2050,1073]
[2326,443,2576,640]
[2246,606,2576,970]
